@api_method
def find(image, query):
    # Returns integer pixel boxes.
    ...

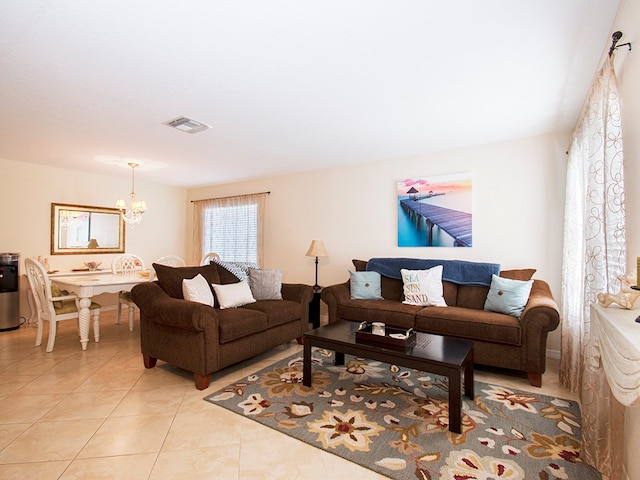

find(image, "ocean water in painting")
[397,191,472,247]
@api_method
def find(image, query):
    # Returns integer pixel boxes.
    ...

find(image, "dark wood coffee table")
[303,321,474,434]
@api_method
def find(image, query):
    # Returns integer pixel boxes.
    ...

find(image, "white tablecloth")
[590,303,640,407]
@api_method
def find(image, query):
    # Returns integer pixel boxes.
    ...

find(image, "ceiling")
[0,1,621,188]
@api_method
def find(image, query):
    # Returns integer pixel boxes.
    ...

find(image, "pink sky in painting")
[397,173,471,196]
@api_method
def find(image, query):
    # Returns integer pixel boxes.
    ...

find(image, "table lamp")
[305,240,328,292]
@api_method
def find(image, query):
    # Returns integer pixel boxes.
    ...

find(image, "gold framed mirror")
[51,203,125,255]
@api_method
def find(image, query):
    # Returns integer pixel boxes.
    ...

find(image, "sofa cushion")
[455,284,490,310]
[182,274,215,307]
[248,269,283,300]
[241,300,302,328]
[484,274,533,318]
[338,299,420,329]
[500,269,537,281]
[400,266,447,306]
[350,271,383,300]
[154,263,220,299]
[212,281,256,309]
[352,259,368,271]
[217,308,268,343]
[415,306,522,346]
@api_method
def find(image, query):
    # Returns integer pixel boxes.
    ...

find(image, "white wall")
[0,158,187,319]
[188,131,569,353]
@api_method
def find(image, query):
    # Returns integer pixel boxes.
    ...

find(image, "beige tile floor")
[0,311,581,479]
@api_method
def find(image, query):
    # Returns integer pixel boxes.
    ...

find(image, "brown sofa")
[131,262,313,389]
[321,258,560,387]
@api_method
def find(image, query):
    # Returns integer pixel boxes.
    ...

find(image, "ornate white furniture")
[582,303,640,479]
[154,255,186,267]
[24,258,101,352]
[200,252,220,265]
[51,273,148,350]
[111,253,146,330]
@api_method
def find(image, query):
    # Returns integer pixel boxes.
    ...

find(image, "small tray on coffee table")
[355,322,416,351]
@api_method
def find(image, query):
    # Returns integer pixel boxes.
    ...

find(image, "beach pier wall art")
[397,173,472,247]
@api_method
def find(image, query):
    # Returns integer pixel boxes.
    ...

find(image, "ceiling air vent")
[163,116,210,134]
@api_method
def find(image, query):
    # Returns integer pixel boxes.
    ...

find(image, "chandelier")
[115,162,147,225]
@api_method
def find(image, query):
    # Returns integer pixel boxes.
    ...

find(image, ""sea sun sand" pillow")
[400,265,447,307]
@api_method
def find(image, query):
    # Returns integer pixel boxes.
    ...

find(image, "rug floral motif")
[205,349,601,480]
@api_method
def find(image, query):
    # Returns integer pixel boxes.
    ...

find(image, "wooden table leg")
[464,349,474,399]
[303,338,312,387]
[448,369,462,434]
[335,351,345,366]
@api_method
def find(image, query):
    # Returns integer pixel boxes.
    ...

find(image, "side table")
[309,288,321,328]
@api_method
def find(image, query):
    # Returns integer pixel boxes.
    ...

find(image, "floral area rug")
[204,349,601,480]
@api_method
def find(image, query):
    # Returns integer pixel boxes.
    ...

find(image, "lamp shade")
[305,240,328,258]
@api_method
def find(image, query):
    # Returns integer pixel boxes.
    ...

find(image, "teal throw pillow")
[484,274,533,318]
[350,271,383,300]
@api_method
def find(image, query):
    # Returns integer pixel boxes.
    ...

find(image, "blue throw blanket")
[366,257,500,286]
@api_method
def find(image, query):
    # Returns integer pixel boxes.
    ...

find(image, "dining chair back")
[155,255,187,267]
[200,252,220,266]
[111,253,146,331]
[24,257,100,352]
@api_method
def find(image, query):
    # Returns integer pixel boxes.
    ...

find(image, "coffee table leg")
[335,351,345,366]
[449,369,462,434]
[303,338,312,387]
[464,349,474,399]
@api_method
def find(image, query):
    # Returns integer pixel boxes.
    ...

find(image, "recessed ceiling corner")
[163,116,210,134]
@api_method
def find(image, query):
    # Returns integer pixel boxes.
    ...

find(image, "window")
[192,192,268,265]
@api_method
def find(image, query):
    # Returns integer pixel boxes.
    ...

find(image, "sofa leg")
[527,372,542,387]
[194,373,212,390]
[143,354,157,369]
[296,336,303,345]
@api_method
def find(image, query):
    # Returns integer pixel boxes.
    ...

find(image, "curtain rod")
[609,30,632,57]
[190,191,271,203]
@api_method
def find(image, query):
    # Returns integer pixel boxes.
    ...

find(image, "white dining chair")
[25,257,101,352]
[150,255,187,280]
[155,255,187,267]
[200,252,220,266]
[111,253,146,331]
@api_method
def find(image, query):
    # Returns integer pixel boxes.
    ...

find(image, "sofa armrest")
[281,283,314,324]
[520,280,560,331]
[518,279,560,374]
[281,283,314,305]
[131,282,219,332]
[321,281,351,324]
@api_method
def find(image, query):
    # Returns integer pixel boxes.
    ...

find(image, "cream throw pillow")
[212,281,256,309]
[400,265,447,307]
[182,274,215,307]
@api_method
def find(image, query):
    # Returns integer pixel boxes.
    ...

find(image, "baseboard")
[546,348,560,360]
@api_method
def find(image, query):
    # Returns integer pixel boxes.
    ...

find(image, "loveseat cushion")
[241,300,302,328]
[454,284,490,310]
[337,299,421,329]
[154,263,220,299]
[217,308,268,343]
[415,306,522,346]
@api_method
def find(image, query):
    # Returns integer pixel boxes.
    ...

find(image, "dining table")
[50,272,150,350]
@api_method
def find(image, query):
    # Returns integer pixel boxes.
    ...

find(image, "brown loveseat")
[131,262,313,389]
[321,258,560,387]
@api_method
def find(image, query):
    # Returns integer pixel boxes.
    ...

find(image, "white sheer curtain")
[560,55,626,479]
